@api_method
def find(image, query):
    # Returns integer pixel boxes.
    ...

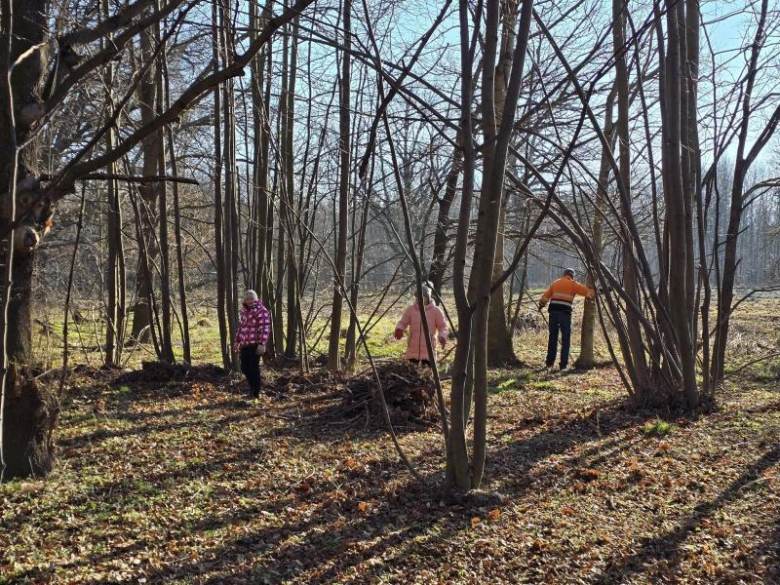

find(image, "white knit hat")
[244,290,259,301]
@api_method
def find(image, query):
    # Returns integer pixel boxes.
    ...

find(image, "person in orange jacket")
[394,281,448,366]
[539,268,595,370]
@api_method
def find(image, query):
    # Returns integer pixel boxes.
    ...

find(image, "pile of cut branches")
[115,361,229,392]
[270,369,343,395]
[322,362,439,428]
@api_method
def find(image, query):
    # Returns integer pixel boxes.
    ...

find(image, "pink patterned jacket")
[235,301,271,346]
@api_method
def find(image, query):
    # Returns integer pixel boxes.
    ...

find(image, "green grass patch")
[530,380,559,391]
[642,419,675,437]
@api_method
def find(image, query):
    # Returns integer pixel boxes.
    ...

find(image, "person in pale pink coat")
[394,282,448,366]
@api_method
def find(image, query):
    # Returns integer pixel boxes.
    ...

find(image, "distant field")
[31,291,780,382]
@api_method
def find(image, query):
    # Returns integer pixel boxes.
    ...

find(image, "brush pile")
[115,361,228,390]
[271,369,343,394]
[327,361,439,427]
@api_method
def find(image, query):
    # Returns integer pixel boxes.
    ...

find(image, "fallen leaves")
[1,363,778,584]
[575,468,601,482]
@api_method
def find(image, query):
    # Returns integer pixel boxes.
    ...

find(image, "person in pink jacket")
[233,290,271,398]
[394,282,448,366]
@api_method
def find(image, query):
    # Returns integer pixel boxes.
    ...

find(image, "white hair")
[244,290,259,301]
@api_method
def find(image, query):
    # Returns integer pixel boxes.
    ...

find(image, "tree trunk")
[130,16,162,344]
[212,0,229,368]
[428,134,462,295]
[487,200,516,366]
[485,0,519,367]
[220,3,239,369]
[163,49,190,363]
[283,16,299,360]
[613,0,651,394]
[156,22,174,363]
[102,0,124,366]
[0,0,58,481]
[345,179,370,371]
[273,32,289,359]
[468,0,532,488]
[576,86,616,369]
[712,0,771,384]
[663,0,699,408]
[328,0,351,372]
[2,256,58,479]
[448,0,480,490]
[251,0,272,301]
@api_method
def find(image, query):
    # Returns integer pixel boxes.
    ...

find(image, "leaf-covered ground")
[1,356,778,584]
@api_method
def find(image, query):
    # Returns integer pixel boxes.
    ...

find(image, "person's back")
[539,269,594,369]
[395,283,448,365]
[541,275,592,315]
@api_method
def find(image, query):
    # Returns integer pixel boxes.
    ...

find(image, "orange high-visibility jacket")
[539,275,594,313]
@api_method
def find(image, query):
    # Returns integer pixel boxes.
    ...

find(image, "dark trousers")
[546,310,572,368]
[240,344,262,397]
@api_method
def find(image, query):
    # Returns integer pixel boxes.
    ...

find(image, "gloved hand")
[232,342,240,354]
[256,343,266,356]
[438,336,447,347]
[394,329,404,340]
[538,301,546,310]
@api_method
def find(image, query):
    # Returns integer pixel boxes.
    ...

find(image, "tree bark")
[103,15,124,366]
[130,15,161,344]
[212,0,229,368]
[283,15,299,360]
[0,0,59,481]
[163,44,189,363]
[328,0,351,372]
[576,86,615,369]
[485,0,519,367]
[427,134,462,295]
[663,0,699,408]
[613,0,651,395]
[156,13,174,363]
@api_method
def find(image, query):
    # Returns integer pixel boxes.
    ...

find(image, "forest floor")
[2,298,780,584]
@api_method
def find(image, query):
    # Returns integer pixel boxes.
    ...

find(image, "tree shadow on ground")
[139,470,475,585]
[1,441,270,535]
[140,400,662,583]
[16,364,775,584]
[58,404,262,450]
[486,399,664,494]
[593,445,780,584]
